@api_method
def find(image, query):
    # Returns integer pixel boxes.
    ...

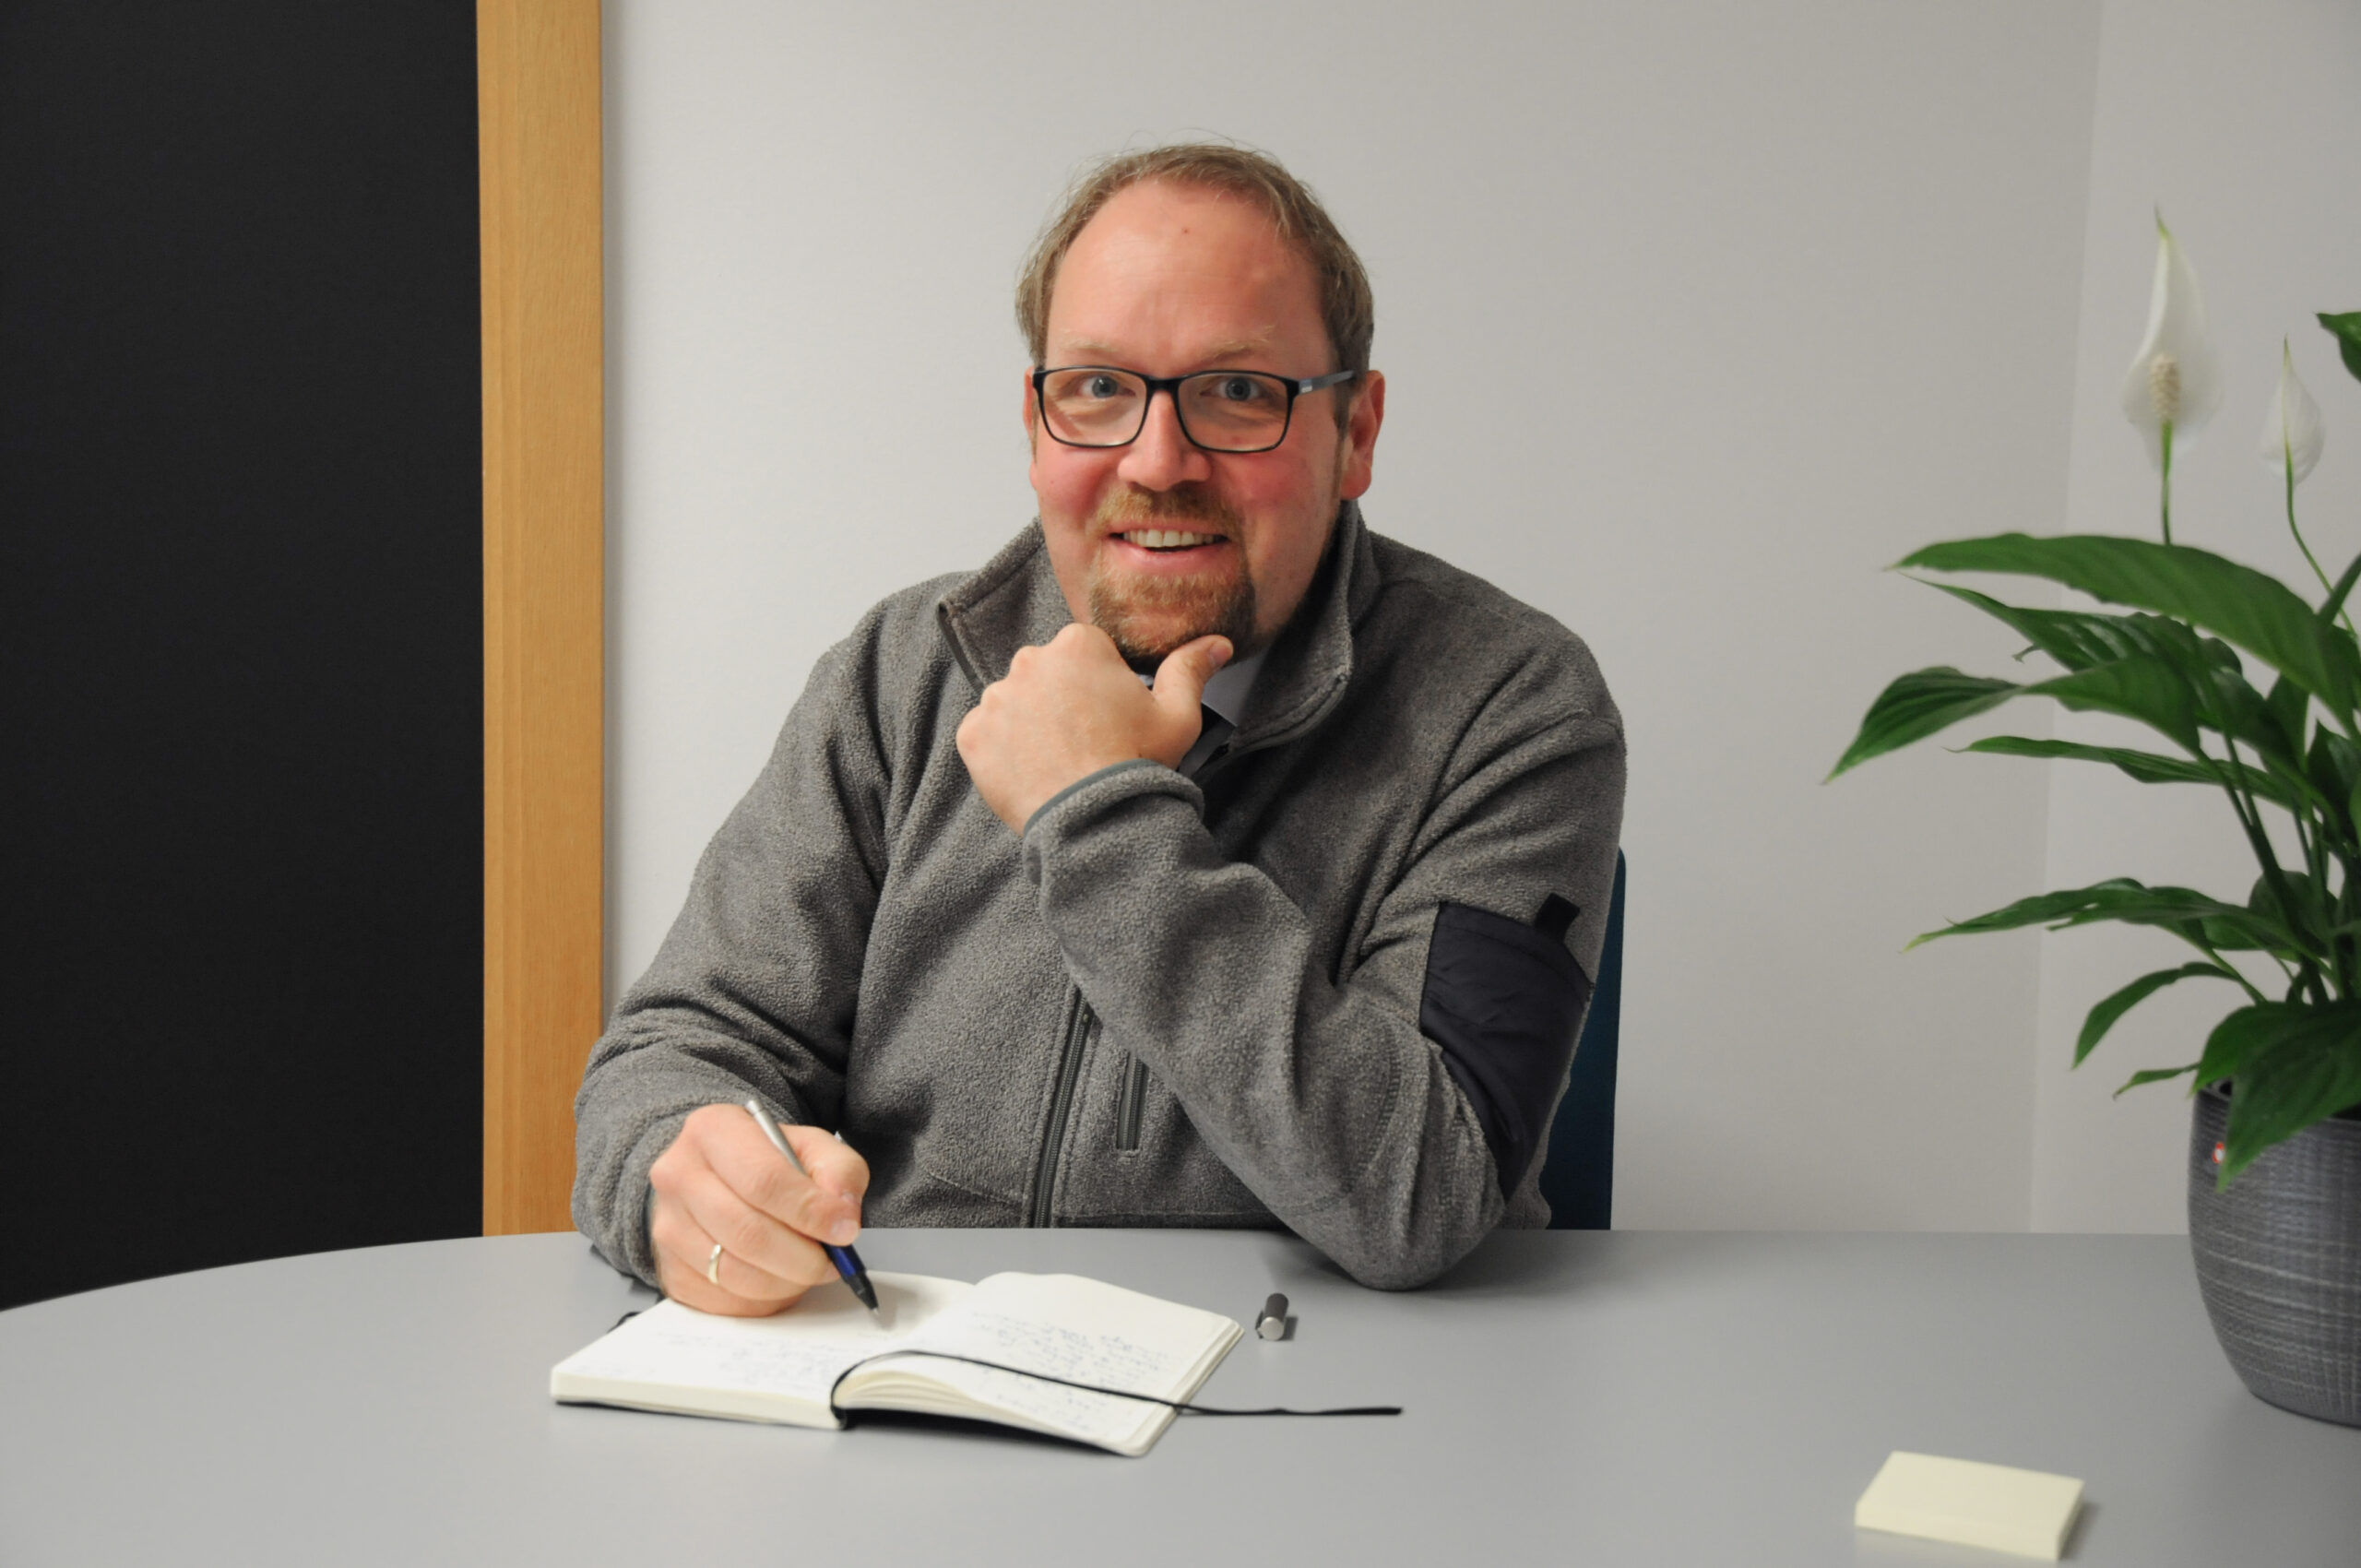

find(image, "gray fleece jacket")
[574,503,1625,1289]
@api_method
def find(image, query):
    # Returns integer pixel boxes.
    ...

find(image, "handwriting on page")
[565,1315,875,1398]
[560,1274,968,1398]
[904,1308,1192,1443]
[931,1309,1173,1384]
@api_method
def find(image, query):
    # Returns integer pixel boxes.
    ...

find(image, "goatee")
[1086,484,1259,671]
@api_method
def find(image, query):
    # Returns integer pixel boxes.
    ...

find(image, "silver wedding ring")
[706,1241,725,1286]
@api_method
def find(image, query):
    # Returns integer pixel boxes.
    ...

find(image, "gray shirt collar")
[1178,647,1263,728]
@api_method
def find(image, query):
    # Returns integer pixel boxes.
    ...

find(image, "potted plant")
[1830,217,2361,1426]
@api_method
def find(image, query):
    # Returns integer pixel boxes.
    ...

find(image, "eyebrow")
[1061,335,1278,365]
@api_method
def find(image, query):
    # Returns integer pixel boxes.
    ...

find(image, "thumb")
[1150,635,1232,722]
[783,1123,870,1206]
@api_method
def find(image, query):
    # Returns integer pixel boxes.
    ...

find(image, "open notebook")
[551,1271,1242,1457]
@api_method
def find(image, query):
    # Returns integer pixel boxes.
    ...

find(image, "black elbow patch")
[1418,901,1592,1197]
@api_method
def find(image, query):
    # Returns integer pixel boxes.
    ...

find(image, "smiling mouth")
[1115,529,1225,552]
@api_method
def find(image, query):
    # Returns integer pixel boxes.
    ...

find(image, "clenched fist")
[647,1104,870,1317]
[955,624,1231,832]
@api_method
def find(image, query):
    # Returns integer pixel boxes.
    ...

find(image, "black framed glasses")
[1031,365,1356,454]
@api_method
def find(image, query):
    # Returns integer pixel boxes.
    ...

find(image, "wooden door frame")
[478,0,604,1235]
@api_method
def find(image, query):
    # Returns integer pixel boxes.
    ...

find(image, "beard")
[1085,483,1260,671]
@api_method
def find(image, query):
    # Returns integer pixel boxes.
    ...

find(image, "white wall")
[2030,0,2361,1232]
[605,0,2115,1230]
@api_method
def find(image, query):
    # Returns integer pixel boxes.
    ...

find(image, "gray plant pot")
[2188,1083,2361,1426]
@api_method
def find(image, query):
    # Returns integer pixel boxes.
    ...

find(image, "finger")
[783,1123,872,1206]
[659,1233,800,1317]
[668,1155,844,1292]
[648,1187,804,1316]
[1150,635,1233,720]
[1050,621,1116,657]
[706,1114,863,1246]
[656,1206,790,1304]
[653,1111,848,1283]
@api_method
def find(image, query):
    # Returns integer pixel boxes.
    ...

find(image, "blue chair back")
[1539,849,1624,1229]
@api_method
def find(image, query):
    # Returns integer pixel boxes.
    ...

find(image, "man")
[574,144,1624,1311]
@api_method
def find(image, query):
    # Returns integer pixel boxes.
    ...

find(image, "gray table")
[4,1229,2355,1565]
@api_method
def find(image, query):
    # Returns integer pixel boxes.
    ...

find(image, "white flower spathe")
[2118,213,2223,467]
[2260,339,2324,484]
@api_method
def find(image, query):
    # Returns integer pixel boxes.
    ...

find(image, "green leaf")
[1829,668,2017,778]
[2026,657,2201,753]
[2192,1006,2282,1087]
[2320,729,2361,787]
[2193,1000,2361,1095]
[2206,1000,2361,1181]
[1957,734,2208,782]
[1922,584,2164,672]
[2303,726,2355,834]
[1924,596,2315,794]
[2191,915,2295,957]
[2116,1063,2197,1095]
[1899,534,2360,713]
[2200,666,2305,778]
[2184,667,2332,833]
[1830,653,2204,779]
[2267,675,2310,755]
[1922,587,2246,719]
[1959,735,2297,809]
[2320,311,2361,386]
[2322,547,2361,626]
[2076,963,2236,1064]
[1908,878,2293,954]
[2249,870,2332,940]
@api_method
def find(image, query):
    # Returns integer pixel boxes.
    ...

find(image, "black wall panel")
[0,2,482,1308]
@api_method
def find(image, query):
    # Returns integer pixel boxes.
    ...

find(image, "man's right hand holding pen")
[647,1103,870,1317]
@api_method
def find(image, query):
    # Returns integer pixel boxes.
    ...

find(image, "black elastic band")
[826,1349,1401,1419]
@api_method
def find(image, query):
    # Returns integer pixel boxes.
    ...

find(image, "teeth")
[1127,529,1216,549]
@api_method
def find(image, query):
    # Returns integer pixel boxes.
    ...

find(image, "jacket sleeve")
[569,633,896,1287]
[1017,655,1624,1290]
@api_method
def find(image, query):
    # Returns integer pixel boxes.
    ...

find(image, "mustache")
[1092,483,1242,534]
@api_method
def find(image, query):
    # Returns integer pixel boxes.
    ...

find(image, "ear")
[1336,370,1385,500]
[1020,366,1039,446]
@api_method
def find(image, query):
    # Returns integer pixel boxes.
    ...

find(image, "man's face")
[1026,181,1384,665]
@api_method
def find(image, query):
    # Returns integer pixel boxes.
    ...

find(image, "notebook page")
[857,1272,1240,1453]
[551,1272,967,1422]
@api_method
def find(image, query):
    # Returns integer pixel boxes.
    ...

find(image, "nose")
[1117,386,1213,491]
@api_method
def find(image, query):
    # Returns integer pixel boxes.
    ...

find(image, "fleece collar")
[933,500,1375,751]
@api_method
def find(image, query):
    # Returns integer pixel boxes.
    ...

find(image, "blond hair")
[1015,144,1374,424]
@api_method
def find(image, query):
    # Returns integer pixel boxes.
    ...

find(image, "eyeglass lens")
[1038,368,1296,451]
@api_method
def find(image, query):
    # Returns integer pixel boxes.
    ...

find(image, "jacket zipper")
[1028,988,1095,1225]
[1115,1054,1148,1151]
[934,600,986,694]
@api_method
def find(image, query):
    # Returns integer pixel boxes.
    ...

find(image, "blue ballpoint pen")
[742,1099,883,1322]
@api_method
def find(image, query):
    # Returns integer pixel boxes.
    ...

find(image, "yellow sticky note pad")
[1855,1451,2084,1560]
